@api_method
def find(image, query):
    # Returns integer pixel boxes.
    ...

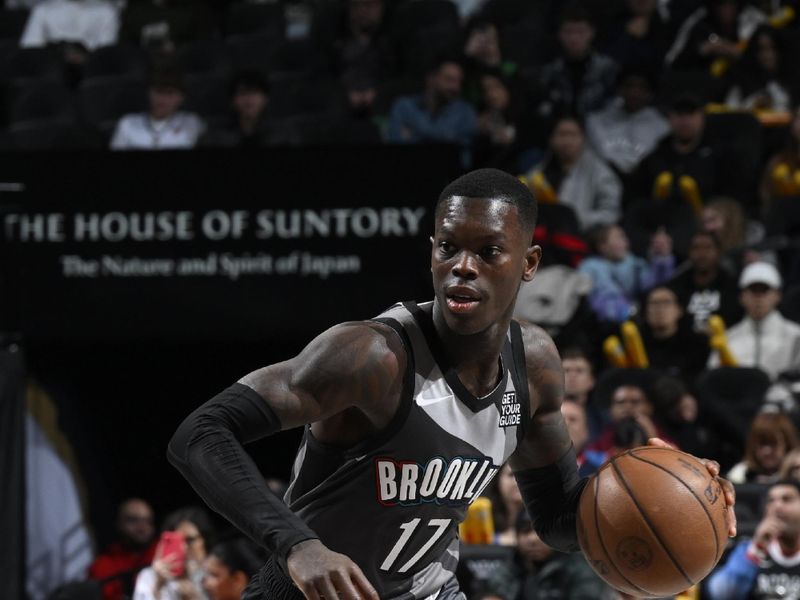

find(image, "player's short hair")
[436,168,538,235]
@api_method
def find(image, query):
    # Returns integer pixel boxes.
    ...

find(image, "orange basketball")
[577,447,729,598]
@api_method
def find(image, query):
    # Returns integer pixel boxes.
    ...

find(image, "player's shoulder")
[314,319,408,374]
[515,319,560,367]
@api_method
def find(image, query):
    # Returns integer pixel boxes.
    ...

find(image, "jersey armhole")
[510,320,532,447]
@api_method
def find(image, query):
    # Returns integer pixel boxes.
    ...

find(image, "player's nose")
[452,251,478,279]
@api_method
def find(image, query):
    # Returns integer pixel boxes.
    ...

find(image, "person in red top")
[88,498,157,600]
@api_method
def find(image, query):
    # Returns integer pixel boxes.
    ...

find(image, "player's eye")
[480,246,502,259]
[438,241,455,255]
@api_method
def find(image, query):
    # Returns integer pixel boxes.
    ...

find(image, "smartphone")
[155,531,186,578]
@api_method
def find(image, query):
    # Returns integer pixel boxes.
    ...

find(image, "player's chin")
[441,305,490,335]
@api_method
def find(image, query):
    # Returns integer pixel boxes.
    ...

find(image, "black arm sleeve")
[513,444,588,553]
[167,382,318,571]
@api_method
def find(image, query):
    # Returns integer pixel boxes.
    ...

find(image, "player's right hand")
[286,539,380,600]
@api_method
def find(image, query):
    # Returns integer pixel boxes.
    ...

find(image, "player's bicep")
[238,322,405,429]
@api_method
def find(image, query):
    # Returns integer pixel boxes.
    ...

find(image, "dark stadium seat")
[82,44,148,81]
[390,0,461,76]
[266,38,325,75]
[183,74,229,121]
[499,20,554,67]
[0,8,28,41]
[0,47,62,86]
[9,81,75,126]
[705,112,763,201]
[267,73,343,118]
[79,76,148,133]
[781,285,800,323]
[696,367,771,466]
[224,2,285,39]
[226,32,276,73]
[732,483,768,538]
[10,121,101,150]
[177,39,232,76]
[390,0,459,41]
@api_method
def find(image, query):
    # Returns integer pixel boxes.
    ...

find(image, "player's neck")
[431,303,510,396]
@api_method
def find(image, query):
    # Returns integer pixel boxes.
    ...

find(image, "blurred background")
[2,0,800,598]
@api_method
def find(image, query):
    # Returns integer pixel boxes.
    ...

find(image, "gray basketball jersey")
[283,301,531,599]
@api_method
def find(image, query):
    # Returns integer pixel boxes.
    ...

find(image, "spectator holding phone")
[133,506,215,600]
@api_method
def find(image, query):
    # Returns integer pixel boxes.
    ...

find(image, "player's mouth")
[445,287,481,314]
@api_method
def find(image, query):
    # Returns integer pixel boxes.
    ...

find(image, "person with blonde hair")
[727,412,800,484]
[778,448,800,481]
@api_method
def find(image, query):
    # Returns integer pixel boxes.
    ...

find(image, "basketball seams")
[610,455,695,587]
[592,466,654,596]
[628,450,723,563]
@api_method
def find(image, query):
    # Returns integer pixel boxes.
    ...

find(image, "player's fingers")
[317,575,340,600]
[703,460,721,477]
[330,569,361,600]
[646,437,674,449]
[348,565,380,600]
[727,505,738,538]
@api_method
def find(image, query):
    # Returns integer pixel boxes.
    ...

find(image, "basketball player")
[168,169,736,600]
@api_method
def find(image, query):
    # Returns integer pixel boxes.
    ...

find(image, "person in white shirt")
[586,68,670,175]
[111,68,205,151]
[20,0,119,51]
[709,261,800,379]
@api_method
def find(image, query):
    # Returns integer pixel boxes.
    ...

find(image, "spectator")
[603,0,670,73]
[132,506,215,600]
[526,114,622,229]
[88,498,157,600]
[111,67,205,150]
[700,197,772,271]
[473,69,535,170]
[586,384,674,454]
[641,285,711,382]
[561,398,598,476]
[779,448,800,481]
[579,224,675,323]
[665,0,766,72]
[386,56,477,147]
[536,3,619,118]
[483,464,524,546]
[201,71,274,149]
[726,412,799,484]
[562,348,605,439]
[668,230,743,332]
[722,25,792,112]
[462,19,516,104]
[759,105,800,209]
[707,480,800,600]
[118,0,213,56]
[330,0,395,84]
[20,0,119,53]
[651,376,719,458]
[483,512,613,600]
[585,68,670,176]
[631,92,742,205]
[708,261,800,379]
[202,538,262,600]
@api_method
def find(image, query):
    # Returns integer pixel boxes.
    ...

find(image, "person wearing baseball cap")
[708,261,800,379]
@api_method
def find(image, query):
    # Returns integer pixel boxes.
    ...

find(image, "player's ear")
[522,244,541,282]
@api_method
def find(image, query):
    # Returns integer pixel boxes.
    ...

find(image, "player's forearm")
[167,383,318,569]
[514,444,588,553]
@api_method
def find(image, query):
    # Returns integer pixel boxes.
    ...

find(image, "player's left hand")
[647,437,737,538]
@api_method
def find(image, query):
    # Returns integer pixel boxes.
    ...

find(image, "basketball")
[577,446,729,597]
